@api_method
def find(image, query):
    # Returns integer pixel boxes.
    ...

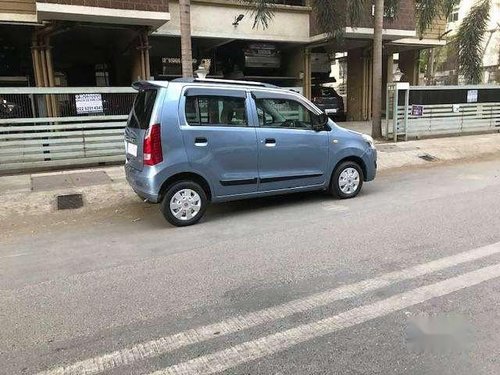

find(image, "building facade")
[0,0,170,87]
[0,0,443,120]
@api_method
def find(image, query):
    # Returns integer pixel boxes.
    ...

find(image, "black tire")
[330,161,364,199]
[160,181,208,227]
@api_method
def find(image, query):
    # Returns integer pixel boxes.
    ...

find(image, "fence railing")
[0,87,136,174]
[399,102,500,138]
[385,84,500,141]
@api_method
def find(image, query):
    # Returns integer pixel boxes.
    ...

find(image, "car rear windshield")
[312,87,338,98]
[128,89,157,129]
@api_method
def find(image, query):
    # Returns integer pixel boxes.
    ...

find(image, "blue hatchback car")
[125,78,377,226]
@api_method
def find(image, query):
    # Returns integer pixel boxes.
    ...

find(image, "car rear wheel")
[161,181,208,226]
[330,161,364,199]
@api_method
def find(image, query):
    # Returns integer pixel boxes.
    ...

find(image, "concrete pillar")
[387,54,394,84]
[132,31,151,82]
[131,49,144,82]
[303,48,311,99]
[143,33,151,79]
[398,50,419,85]
[45,38,55,88]
[284,47,305,93]
[39,46,49,88]
[347,47,372,121]
[132,38,145,82]
[31,37,43,87]
[382,54,393,116]
[363,53,372,121]
[44,37,58,116]
[31,28,57,115]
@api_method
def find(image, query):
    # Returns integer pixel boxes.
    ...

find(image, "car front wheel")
[161,181,208,226]
[330,161,364,199]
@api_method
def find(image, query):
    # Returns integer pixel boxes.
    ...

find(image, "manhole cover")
[57,194,84,210]
[418,153,438,162]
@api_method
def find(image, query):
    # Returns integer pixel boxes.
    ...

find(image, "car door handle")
[264,138,276,147]
[194,137,208,146]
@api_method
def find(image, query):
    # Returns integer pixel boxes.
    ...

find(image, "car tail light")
[143,124,163,166]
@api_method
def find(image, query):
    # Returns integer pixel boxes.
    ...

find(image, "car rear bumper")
[125,163,160,203]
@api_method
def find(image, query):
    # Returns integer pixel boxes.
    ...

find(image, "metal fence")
[385,84,500,141]
[0,87,136,174]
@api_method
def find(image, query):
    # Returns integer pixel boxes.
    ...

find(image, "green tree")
[455,0,490,83]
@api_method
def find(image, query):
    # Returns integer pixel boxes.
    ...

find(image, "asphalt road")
[1,157,500,375]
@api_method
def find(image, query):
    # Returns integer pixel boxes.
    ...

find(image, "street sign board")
[411,104,424,117]
[75,94,103,114]
[467,89,478,103]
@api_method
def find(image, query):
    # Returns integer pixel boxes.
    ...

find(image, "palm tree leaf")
[346,0,367,27]
[416,0,442,36]
[243,0,369,39]
[456,0,490,83]
[312,0,374,38]
[440,0,460,18]
[240,0,276,29]
[311,0,345,39]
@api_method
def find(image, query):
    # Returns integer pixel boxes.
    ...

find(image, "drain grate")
[418,153,438,162]
[57,194,84,210]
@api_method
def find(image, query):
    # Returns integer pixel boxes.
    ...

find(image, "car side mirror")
[312,113,329,132]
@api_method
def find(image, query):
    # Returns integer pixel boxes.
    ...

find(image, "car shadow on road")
[203,191,331,223]
[141,185,379,229]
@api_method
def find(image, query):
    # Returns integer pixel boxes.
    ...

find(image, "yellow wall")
[0,0,36,14]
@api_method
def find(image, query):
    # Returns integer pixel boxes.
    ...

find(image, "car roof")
[132,79,324,114]
[131,79,309,103]
[133,78,278,90]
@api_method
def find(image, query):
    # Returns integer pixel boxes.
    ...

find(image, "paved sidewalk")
[1,133,500,219]
[341,121,372,134]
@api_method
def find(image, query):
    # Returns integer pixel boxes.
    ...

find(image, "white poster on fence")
[75,93,103,114]
[467,89,478,103]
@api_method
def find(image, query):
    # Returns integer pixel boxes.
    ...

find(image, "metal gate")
[385,84,500,141]
[0,87,136,174]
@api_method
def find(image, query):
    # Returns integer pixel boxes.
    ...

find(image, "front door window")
[255,98,314,130]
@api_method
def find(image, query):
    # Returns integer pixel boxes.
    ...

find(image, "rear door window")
[185,96,247,127]
[128,90,157,129]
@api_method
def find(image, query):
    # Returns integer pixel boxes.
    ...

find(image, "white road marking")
[151,263,500,375]
[0,252,31,259]
[37,241,500,375]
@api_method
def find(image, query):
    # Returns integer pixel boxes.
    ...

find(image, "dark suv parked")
[311,86,346,121]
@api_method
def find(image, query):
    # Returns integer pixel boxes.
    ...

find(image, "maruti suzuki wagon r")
[125,78,377,226]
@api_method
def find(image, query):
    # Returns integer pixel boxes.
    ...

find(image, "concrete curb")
[377,134,500,170]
